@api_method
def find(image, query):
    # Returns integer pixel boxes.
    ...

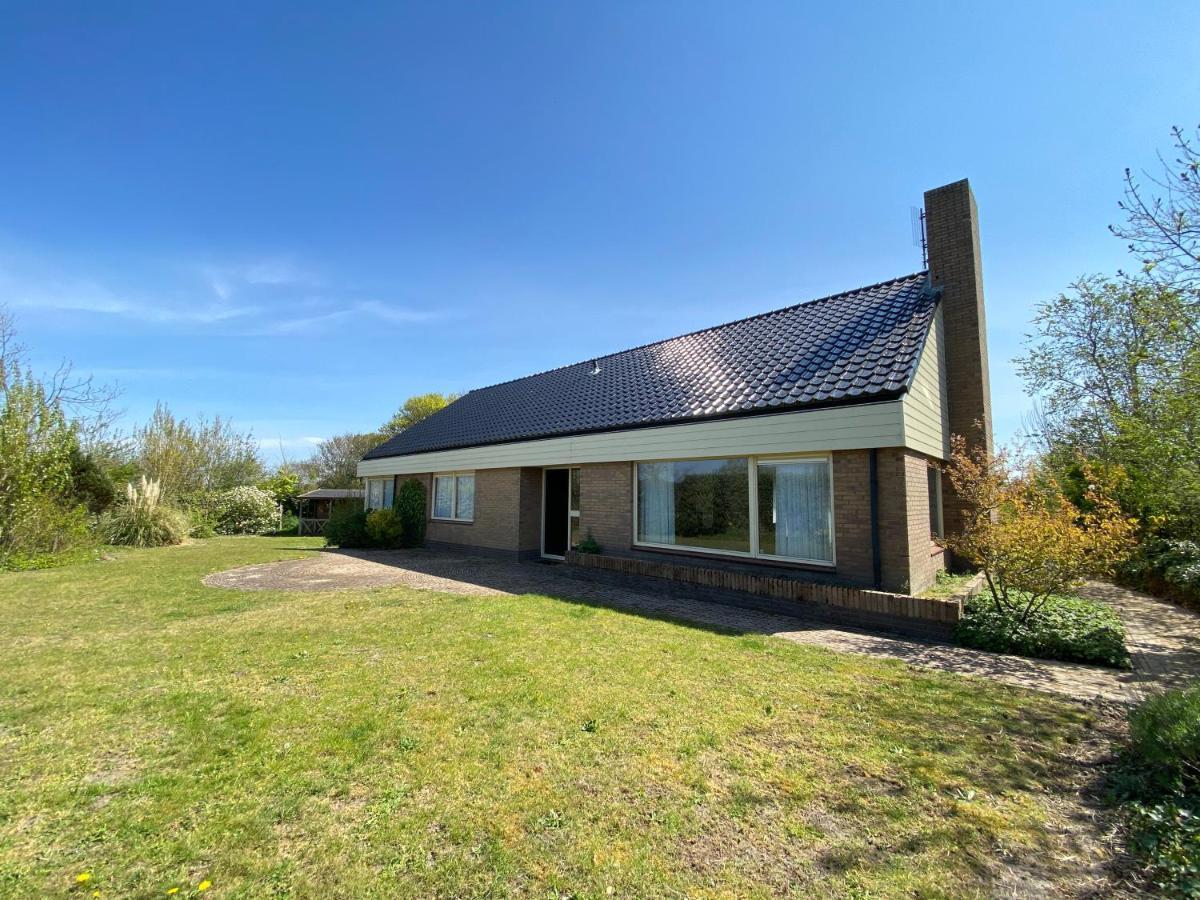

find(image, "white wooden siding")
[357,400,907,476]
[900,307,951,460]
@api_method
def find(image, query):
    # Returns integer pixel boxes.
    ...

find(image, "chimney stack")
[924,179,993,535]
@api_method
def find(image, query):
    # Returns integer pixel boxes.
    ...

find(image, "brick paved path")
[209,549,1200,704]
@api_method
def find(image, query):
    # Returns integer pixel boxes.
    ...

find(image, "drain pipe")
[869,449,882,589]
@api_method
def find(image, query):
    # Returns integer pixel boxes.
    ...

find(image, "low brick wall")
[564,551,961,632]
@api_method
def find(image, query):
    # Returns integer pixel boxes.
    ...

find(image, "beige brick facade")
[395,453,945,591]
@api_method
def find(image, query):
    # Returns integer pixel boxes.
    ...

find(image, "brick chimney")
[924,179,993,534]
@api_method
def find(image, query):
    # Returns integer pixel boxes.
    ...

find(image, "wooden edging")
[564,551,962,624]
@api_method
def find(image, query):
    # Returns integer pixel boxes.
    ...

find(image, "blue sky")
[2,2,1197,464]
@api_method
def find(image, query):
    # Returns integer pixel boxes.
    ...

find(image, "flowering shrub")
[207,486,278,535]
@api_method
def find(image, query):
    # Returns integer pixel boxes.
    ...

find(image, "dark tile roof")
[364,272,937,460]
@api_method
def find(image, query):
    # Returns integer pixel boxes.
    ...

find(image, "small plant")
[394,479,426,548]
[575,531,602,555]
[324,505,371,548]
[365,507,404,547]
[101,476,188,547]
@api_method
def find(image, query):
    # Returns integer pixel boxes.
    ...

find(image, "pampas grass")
[101,476,188,547]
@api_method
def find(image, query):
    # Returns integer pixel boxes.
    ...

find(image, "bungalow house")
[357,179,991,595]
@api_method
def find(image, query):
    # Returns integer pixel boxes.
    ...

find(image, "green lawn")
[0,538,1106,897]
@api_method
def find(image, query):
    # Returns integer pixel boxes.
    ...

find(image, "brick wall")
[578,462,633,553]
[831,450,874,586]
[397,468,538,557]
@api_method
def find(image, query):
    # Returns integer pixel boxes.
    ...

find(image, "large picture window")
[635,455,834,564]
[433,472,475,522]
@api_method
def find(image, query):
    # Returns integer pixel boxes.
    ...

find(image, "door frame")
[540,466,578,560]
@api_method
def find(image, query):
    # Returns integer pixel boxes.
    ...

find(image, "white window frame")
[432,471,475,523]
[632,452,836,567]
[364,477,393,511]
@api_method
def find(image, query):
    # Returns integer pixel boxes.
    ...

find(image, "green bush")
[206,485,278,535]
[366,507,404,547]
[1113,685,1200,896]
[395,479,426,548]
[0,496,95,570]
[1120,538,1200,612]
[1129,685,1200,788]
[576,531,602,554]
[955,591,1131,669]
[324,506,371,548]
[101,477,188,547]
[69,446,116,514]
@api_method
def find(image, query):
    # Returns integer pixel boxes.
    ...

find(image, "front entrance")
[542,467,580,558]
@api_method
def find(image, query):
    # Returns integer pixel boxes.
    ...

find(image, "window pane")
[367,479,383,510]
[637,458,750,553]
[569,468,580,513]
[928,468,943,538]
[433,476,454,518]
[757,460,833,562]
[569,515,581,550]
[455,474,475,520]
[383,479,394,509]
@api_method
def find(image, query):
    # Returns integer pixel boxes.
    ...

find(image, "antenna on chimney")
[910,206,928,269]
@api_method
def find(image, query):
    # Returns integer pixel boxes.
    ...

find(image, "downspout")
[869,449,882,589]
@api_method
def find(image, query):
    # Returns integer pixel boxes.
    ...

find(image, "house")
[357,179,991,595]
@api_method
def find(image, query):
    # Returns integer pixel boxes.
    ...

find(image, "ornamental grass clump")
[101,476,188,547]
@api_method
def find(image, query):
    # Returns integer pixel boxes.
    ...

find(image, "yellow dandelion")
[198,881,212,892]
[75,872,93,883]
[166,889,180,896]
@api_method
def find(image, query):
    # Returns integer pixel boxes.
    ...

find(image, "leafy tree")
[380,392,457,437]
[134,403,264,501]
[68,445,116,514]
[258,468,300,512]
[944,435,1135,626]
[309,431,382,489]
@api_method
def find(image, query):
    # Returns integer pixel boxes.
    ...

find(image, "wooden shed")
[297,488,364,536]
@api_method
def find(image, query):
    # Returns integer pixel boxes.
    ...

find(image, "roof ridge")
[462,270,929,395]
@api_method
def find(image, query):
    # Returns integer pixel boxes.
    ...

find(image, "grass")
[919,570,979,600]
[0,537,1109,897]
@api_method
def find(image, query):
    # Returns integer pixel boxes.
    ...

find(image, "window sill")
[431,517,474,525]
[632,542,835,570]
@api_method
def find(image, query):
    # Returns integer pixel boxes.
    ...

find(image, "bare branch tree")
[1110,125,1200,299]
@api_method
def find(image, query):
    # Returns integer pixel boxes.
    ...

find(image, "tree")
[380,392,457,437]
[1111,125,1200,297]
[944,435,1135,626]
[309,432,382,489]
[258,468,300,512]
[134,403,264,501]
[1017,276,1200,535]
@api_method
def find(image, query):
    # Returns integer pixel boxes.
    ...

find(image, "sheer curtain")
[771,461,832,562]
[637,462,676,544]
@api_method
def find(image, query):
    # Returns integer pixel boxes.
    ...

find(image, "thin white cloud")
[255,301,446,335]
[6,280,258,324]
[203,257,314,300]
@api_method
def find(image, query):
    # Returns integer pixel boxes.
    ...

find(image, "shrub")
[207,486,278,535]
[944,435,1136,626]
[576,531,602,554]
[1129,685,1200,787]
[101,477,188,547]
[366,508,404,547]
[1120,538,1200,612]
[186,507,217,539]
[69,446,116,514]
[1113,685,1200,896]
[395,479,426,548]
[955,591,1131,668]
[324,505,371,548]
[1,496,95,570]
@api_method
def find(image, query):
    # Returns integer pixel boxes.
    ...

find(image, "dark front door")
[543,469,570,557]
